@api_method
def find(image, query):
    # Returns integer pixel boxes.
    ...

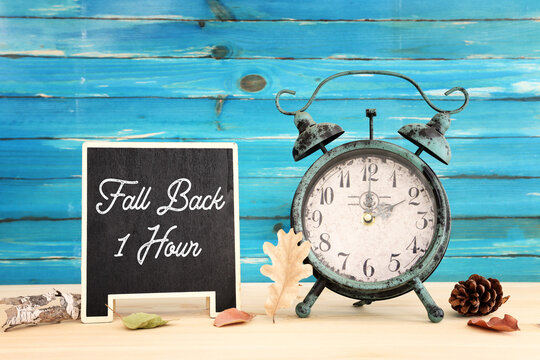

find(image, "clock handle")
[295,278,327,318]
[275,70,469,116]
[412,277,444,323]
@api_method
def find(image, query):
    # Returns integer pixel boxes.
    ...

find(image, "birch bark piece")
[0,289,81,331]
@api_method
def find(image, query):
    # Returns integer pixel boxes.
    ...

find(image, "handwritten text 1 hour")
[96,178,225,265]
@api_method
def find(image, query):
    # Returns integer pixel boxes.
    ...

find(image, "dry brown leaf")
[467,314,520,332]
[260,228,313,323]
[213,308,254,327]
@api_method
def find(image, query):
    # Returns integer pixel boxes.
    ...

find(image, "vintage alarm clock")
[275,70,469,322]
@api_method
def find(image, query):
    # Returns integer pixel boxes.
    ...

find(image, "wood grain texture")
[2,218,538,259]
[1,255,540,283]
[1,137,539,178]
[0,283,539,359]
[0,58,539,99]
[1,18,538,60]
[1,176,538,218]
[0,1,538,284]
[1,0,539,19]
[1,98,538,138]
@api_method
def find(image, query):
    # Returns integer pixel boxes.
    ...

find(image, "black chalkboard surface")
[81,142,239,323]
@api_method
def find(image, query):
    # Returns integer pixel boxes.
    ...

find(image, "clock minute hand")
[364,172,375,209]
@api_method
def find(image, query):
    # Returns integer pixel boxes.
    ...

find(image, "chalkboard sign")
[81,142,240,323]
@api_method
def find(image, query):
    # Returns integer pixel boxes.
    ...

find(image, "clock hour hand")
[375,199,405,218]
[387,199,405,210]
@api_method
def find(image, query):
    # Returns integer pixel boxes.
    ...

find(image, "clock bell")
[277,70,469,166]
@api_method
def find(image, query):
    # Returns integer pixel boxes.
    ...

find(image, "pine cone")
[449,274,510,316]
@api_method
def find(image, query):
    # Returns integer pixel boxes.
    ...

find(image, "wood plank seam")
[1,16,539,22]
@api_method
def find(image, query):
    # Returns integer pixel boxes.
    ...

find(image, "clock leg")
[412,277,444,323]
[295,278,326,318]
[353,300,372,307]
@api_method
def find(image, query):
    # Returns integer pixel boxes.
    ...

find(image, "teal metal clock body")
[275,71,469,322]
[291,140,450,322]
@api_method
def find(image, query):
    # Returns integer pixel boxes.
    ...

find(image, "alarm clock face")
[301,147,438,283]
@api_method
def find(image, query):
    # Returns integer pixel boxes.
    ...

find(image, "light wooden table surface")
[1,283,539,359]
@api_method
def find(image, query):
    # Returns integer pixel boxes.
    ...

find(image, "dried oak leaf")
[214,308,254,327]
[260,228,313,323]
[467,314,520,332]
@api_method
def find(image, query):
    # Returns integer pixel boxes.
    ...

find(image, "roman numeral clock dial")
[302,151,437,282]
[276,70,468,322]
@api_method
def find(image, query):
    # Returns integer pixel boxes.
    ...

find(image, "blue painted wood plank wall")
[0,1,539,284]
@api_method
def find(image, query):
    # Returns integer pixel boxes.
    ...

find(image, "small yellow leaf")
[122,312,170,330]
[104,304,171,330]
[260,228,312,322]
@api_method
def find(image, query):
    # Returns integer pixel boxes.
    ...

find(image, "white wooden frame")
[81,142,240,323]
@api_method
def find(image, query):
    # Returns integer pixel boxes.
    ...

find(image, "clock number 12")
[362,163,378,182]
